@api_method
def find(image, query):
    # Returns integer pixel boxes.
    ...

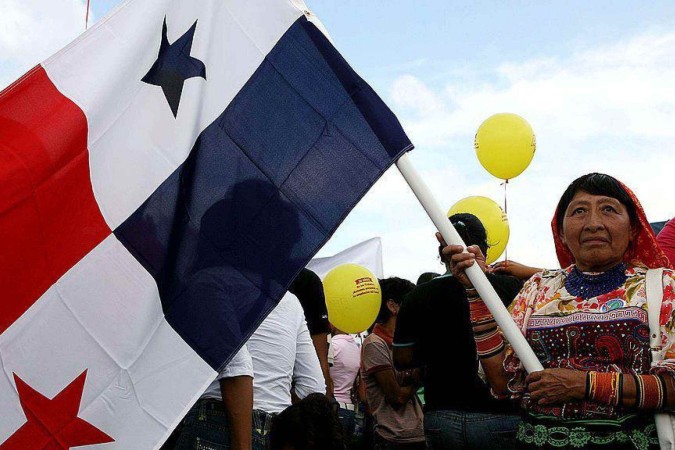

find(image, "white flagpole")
[395,153,543,373]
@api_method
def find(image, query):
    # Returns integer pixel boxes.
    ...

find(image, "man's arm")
[311,332,334,398]
[220,376,253,450]
[490,261,542,282]
[393,345,416,370]
[373,369,419,409]
[218,344,254,450]
[289,269,333,396]
[364,339,420,410]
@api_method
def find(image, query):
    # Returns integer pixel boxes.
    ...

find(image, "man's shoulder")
[363,333,387,349]
[405,274,462,303]
[363,332,381,344]
[362,334,392,370]
[271,292,304,320]
[251,292,304,344]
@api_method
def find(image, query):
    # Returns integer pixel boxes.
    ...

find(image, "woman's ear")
[630,225,638,242]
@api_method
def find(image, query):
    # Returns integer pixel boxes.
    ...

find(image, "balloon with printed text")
[448,196,509,265]
[323,264,381,334]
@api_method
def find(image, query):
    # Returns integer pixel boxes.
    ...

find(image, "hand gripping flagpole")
[396,153,544,373]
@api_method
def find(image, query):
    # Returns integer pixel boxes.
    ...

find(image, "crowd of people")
[163,172,675,450]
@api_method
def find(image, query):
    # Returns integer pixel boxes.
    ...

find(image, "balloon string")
[85,0,91,30]
[503,179,509,269]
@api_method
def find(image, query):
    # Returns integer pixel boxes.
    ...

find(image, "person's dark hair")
[555,173,638,232]
[269,393,345,450]
[438,213,489,263]
[376,277,415,324]
[449,213,489,256]
[416,271,441,285]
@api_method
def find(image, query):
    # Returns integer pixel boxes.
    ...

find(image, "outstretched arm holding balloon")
[490,260,542,282]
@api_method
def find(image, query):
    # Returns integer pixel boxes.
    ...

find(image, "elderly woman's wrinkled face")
[561,191,633,272]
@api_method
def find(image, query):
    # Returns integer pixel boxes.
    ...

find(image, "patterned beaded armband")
[474,325,505,359]
[634,374,667,409]
[587,372,667,409]
[587,372,621,406]
[468,297,493,326]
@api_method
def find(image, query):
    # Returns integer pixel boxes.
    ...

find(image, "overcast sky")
[3,0,675,282]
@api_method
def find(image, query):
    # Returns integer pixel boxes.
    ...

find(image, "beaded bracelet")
[588,372,666,409]
[587,372,621,406]
[632,374,642,407]
[636,374,666,409]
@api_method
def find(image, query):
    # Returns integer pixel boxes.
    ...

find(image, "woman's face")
[561,190,634,272]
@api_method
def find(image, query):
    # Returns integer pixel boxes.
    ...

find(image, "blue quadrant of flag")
[115,17,412,371]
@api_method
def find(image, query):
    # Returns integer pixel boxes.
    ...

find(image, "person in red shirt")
[657,219,675,267]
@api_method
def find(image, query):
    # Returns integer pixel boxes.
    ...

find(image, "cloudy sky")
[3,0,675,282]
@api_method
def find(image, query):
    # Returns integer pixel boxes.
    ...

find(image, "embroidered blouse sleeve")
[651,269,675,378]
[501,272,545,399]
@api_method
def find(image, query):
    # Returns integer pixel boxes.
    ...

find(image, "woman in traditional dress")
[445,173,675,449]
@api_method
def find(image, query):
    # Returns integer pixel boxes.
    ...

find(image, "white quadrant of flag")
[0,235,215,448]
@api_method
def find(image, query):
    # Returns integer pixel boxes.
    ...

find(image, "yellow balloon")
[323,264,381,334]
[448,196,509,264]
[474,113,536,180]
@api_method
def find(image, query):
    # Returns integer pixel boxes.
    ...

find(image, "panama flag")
[0,0,411,448]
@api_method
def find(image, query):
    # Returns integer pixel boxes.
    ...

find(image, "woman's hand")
[526,369,586,406]
[436,232,487,289]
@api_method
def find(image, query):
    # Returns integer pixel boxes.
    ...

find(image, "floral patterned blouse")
[504,264,675,420]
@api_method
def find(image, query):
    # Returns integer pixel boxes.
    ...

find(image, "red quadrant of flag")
[0,66,110,333]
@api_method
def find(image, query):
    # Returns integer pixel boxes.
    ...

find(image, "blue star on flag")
[142,18,206,117]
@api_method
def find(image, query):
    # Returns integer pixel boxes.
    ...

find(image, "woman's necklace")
[565,263,627,300]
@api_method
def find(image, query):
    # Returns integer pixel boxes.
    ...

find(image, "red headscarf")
[551,179,672,270]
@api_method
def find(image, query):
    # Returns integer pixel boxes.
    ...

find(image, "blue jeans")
[172,398,233,449]
[373,432,426,450]
[338,407,356,443]
[424,409,520,450]
[169,399,274,450]
[251,409,275,450]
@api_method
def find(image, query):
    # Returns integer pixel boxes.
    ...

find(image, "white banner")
[308,237,383,279]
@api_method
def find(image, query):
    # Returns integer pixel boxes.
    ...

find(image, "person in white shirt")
[168,291,324,450]
[248,291,326,449]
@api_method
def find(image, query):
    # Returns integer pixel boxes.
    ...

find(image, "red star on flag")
[4,370,114,449]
